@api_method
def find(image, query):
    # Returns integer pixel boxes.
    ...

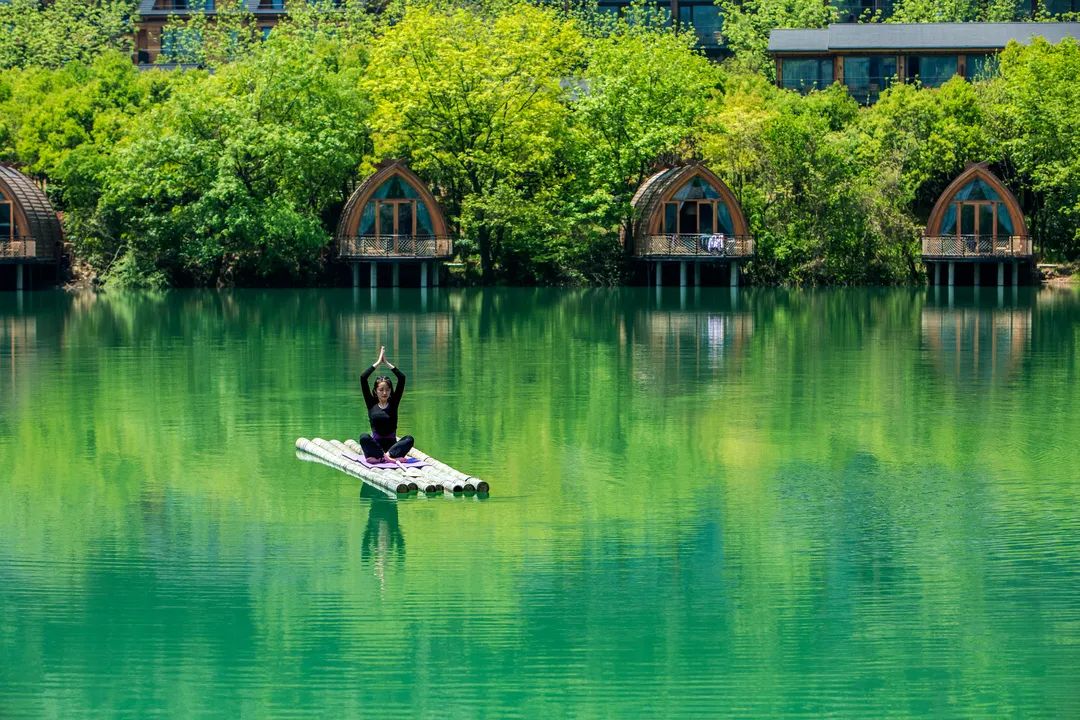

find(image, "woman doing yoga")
[359,346,414,463]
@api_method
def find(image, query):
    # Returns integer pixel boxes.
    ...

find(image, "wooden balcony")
[636,234,754,260]
[921,235,1032,260]
[0,237,56,264]
[338,235,453,260]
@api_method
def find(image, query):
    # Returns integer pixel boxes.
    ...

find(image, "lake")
[2,286,1078,718]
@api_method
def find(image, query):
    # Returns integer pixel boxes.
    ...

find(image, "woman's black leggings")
[359,433,414,460]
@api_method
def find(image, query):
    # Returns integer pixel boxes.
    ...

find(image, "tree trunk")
[477,223,493,284]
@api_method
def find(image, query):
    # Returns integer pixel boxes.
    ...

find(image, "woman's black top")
[360,365,406,438]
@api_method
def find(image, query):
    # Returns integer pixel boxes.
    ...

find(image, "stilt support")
[655,261,662,287]
[729,263,739,288]
[974,263,981,287]
[370,262,378,288]
[693,263,700,287]
[433,262,440,287]
[948,262,955,287]
[997,262,1004,287]
[1012,261,1019,287]
[16,263,23,291]
[351,263,360,288]
[679,261,687,287]
[392,263,400,288]
[421,261,428,288]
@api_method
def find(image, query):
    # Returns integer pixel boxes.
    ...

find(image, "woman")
[359,345,414,463]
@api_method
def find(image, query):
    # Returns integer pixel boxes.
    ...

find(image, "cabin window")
[843,55,896,104]
[965,53,996,80]
[662,176,735,235]
[677,3,723,48]
[0,191,12,242]
[781,58,834,93]
[938,178,1016,240]
[905,55,958,88]
[358,174,435,236]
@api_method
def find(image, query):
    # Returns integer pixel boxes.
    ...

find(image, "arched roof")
[630,164,750,244]
[0,165,63,256]
[926,163,1028,237]
[335,160,448,241]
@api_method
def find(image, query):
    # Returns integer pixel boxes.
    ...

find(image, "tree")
[888,0,1030,22]
[716,0,837,76]
[0,0,137,70]
[365,1,582,281]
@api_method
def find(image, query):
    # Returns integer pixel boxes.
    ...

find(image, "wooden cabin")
[335,161,452,288]
[0,165,63,290]
[135,0,287,65]
[628,164,753,287]
[922,164,1031,287]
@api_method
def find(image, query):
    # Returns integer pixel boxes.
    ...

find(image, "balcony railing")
[921,235,1032,259]
[339,235,453,259]
[637,234,754,258]
[0,237,55,261]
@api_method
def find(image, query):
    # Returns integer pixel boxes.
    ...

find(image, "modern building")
[769,22,1080,103]
[335,161,452,288]
[922,163,1032,287]
[135,0,287,65]
[627,163,753,287]
[0,165,63,291]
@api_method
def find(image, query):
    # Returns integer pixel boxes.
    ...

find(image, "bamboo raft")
[295,437,488,497]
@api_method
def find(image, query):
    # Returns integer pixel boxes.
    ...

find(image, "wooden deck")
[339,235,452,260]
[635,234,754,260]
[921,235,1032,261]
[0,237,56,264]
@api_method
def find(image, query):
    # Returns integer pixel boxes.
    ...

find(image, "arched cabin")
[922,163,1032,287]
[0,165,63,290]
[336,161,451,288]
[629,164,753,287]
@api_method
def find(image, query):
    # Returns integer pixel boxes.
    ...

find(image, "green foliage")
[716,0,836,77]
[888,0,1030,22]
[0,0,137,70]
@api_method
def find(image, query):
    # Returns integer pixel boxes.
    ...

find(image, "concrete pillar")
[997,262,1004,287]
[948,262,955,287]
[935,262,942,286]
[693,263,701,286]
[655,261,662,287]
[729,263,739,288]
[392,263,400,288]
[370,262,378,288]
[351,263,360,288]
[16,263,23,291]
[974,263,980,287]
[421,261,428,288]
[433,263,440,287]
[1012,261,1019,287]
[679,261,687,287]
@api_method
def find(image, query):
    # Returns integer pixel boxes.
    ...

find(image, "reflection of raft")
[295,437,488,498]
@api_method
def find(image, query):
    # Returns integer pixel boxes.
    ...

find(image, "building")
[0,165,63,290]
[136,0,287,65]
[769,22,1080,103]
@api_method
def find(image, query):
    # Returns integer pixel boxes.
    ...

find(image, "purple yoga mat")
[341,450,429,470]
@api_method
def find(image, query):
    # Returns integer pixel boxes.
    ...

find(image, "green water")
[2,287,1079,718]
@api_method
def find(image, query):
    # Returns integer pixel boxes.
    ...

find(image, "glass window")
[416,202,434,235]
[673,176,722,201]
[906,55,958,88]
[260,26,272,41]
[378,203,395,235]
[0,203,11,241]
[664,203,677,234]
[965,53,996,80]
[843,55,897,104]
[160,28,202,61]
[677,3,723,48]
[698,203,713,234]
[832,0,894,23]
[359,201,376,235]
[372,175,420,200]
[939,178,1017,238]
[781,58,834,93]
[1045,0,1080,14]
[260,0,286,8]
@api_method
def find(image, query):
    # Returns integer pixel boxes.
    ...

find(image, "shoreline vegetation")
[1,0,1079,288]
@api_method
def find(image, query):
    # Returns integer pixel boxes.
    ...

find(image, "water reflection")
[922,288,1034,383]
[359,487,405,592]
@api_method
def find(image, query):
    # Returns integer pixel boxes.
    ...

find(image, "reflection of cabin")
[335,161,452,288]
[628,164,754,287]
[0,165,63,291]
[922,164,1031,287]
[921,302,1031,383]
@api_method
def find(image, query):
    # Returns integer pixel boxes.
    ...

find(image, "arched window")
[0,189,12,242]
[661,176,736,236]
[938,177,1014,241]
[358,174,437,237]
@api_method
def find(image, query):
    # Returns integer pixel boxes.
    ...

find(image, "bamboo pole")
[316,438,418,494]
[408,447,488,494]
[295,437,410,495]
[327,439,429,494]
[294,449,396,499]
[343,439,462,494]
